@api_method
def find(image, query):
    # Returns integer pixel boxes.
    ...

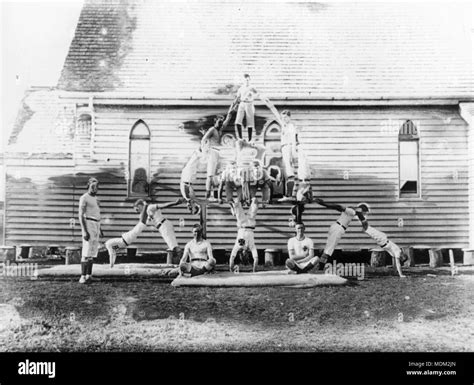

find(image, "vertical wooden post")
[449,249,456,275]
[428,248,443,268]
[403,247,416,267]
[200,202,207,238]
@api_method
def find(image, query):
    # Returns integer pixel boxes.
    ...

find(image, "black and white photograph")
[0,0,473,384]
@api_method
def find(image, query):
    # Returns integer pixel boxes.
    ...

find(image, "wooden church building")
[4,1,474,261]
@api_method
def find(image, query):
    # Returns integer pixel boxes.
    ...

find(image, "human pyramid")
[77,74,408,284]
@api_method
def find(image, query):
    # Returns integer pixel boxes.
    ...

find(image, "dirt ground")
[0,265,473,352]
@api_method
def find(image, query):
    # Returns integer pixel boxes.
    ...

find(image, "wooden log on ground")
[428,248,443,268]
[370,248,387,267]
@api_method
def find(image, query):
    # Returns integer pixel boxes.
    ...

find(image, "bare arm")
[78,196,89,241]
[180,244,190,265]
[217,174,225,202]
[288,239,296,260]
[289,248,315,263]
[139,203,149,225]
[395,257,406,278]
[297,249,315,264]
[314,197,345,212]
[356,212,369,230]
[207,241,215,263]
[200,127,217,148]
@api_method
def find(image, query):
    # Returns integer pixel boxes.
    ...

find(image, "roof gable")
[58,1,474,99]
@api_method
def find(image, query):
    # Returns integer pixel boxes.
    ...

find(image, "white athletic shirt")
[281,123,298,146]
[337,207,356,228]
[288,236,314,259]
[79,193,101,220]
[146,204,165,228]
[365,225,388,247]
[184,239,213,261]
[181,150,201,183]
[237,85,257,102]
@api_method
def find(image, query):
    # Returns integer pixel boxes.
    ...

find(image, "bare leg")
[286,176,295,198]
[286,258,303,274]
[230,245,239,272]
[251,247,258,272]
[225,182,234,203]
[235,124,243,140]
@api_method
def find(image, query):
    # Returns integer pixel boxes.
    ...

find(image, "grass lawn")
[0,265,473,352]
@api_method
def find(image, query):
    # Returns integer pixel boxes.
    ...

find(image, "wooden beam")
[57,91,473,107]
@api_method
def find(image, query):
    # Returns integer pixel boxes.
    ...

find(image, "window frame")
[128,119,151,198]
[398,120,422,200]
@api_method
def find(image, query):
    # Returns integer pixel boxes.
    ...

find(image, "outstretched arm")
[314,197,345,212]
[262,96,284,126]
[252,88,283,126]
[158,198,186,210]
[395,257,406,278]
[139,203,149,225]
[200,126,216,148]
[356,211,369,230]
[180,244,190,265]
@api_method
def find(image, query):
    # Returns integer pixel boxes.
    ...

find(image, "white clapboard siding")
[4,105,469,252]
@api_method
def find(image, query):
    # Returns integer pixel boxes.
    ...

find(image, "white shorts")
[297,147,310,180]
[159,219,178,250]
[365,226,388,246]
[281,144,296,178]
[82,220,100,259]
[383,240,401,260]
[206,148,220,176]
[235,102,255,128]
[190,260,207,269]
[323,222,346,256]
[122,222,147,245]
[234,228,256,250]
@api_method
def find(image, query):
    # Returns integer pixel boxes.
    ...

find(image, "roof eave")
[57,91,474,106]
